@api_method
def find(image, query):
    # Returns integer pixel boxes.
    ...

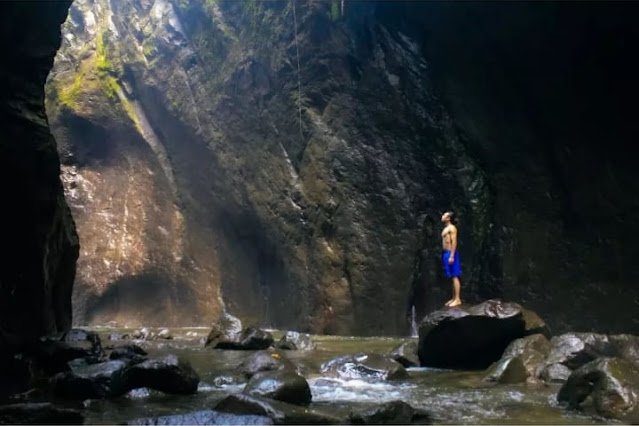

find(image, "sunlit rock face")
[0,1,78,347]
[47,0,639,334]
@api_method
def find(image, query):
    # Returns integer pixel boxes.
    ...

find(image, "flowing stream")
[82,327,609,425]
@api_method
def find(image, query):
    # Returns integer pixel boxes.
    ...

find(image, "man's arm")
[448,226,457,263]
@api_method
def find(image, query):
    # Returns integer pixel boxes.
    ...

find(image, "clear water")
[81,327,613,425]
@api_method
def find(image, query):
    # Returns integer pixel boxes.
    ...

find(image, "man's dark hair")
[445,211,458,225]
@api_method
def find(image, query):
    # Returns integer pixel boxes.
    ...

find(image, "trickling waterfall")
[410,305,418,337]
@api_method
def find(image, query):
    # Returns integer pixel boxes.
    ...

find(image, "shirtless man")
[441,211,462,307]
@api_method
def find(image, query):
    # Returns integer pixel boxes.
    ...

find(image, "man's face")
[441,212,451,223]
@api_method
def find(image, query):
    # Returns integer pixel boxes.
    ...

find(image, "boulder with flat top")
[418,299,547,369]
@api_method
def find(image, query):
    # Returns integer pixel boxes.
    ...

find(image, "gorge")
[1,1,639,424]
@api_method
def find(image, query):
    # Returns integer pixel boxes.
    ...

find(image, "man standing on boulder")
[441,211,462,307]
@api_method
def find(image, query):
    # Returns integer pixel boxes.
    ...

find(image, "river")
[81,327,609,424]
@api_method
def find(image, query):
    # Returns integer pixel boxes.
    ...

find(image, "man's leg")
[449,276,462,307]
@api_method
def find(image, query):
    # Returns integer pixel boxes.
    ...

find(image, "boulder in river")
[243,370,312,406]
[108,344,148,365]
[215,393,341,424]
[209,327,274,350]
[238,350,296,379]
[483,333,550,384]
[50,360,129,399]
[388,340,419,368]
[545,333,639,371]
[557,357,639,423]
[274,331,316,351]
[418,299,546,369]
[124,354,200,395]
[349,400,428,424]
[320,353,408,380]
[126,409,273,425]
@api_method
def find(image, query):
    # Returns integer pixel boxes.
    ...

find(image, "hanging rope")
[292,0,303,138]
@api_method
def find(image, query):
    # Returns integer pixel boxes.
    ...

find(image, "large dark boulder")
[215,393,341,424]
[238,350,296,379]
[50,360,129,399]
[320,353,408,381]
[124,355,200,395]
[210,327,274,351]
[557,357,639,423]
[418,300,546,369]
[126,409,272,425]
[243,371,312,406]
[0,403,83,425]
[274,331,316,351]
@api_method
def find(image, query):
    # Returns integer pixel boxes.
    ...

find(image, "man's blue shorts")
[442,250,461,278]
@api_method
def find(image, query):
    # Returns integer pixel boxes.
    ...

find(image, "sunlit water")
[81,327,612,425]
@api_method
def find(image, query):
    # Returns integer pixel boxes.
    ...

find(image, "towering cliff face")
[47,0,639,335]
[0,2,78,347]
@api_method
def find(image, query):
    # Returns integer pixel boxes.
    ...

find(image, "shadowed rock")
[349,400,427,424]
[320,353,408,381]
[210,327,274,350]
[109,344,147,365]
[126,409,273,425]
[124,354,199,395]
[215,393,341,424]
[418,300,545,369]
[0,403,83,425]
[243,370,312,406]
[558,357,639,423]
[50,360,129,399]
[238,350,295,379]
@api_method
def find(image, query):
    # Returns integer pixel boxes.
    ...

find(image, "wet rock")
[520,308,551,338]
[274,331,316,351]
[213,375,238,387]
[205,314,244,347]
[484,333,550,384]
[126,409,273,425]
[109,344,148,365]
[107,333,130,341]
[0,403,83,425]
[210,327,274,350]
[61,329,105,357]
[349,400,421,424]
[388,340,419,368]
[238,351,296,379]
[124,354,200,395]
[50,360,129,399]
[215,393,341,424]
[539,363,572,383]
[132,328,154,340]
[320,353,408,380]
[544,333,603,370]
[243,370,312,406]
[557,357,639,423]
[157,329,173,340]
[484,357,528,384]
[418,300,544,369]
